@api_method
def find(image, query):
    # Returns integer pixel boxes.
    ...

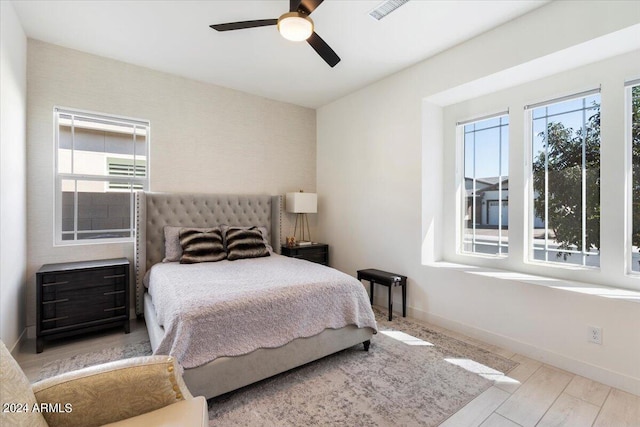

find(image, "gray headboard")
[134,192,282,315]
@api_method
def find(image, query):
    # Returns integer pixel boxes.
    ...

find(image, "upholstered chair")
[0,340,207,427]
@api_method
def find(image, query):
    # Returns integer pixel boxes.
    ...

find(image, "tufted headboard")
[134,192,282,315]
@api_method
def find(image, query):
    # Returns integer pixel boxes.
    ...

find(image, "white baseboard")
[378,299,639,396]
[9,328,26,355]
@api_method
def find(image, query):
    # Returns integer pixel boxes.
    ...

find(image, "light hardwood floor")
[14,319,149,383]
[13,315,639,426]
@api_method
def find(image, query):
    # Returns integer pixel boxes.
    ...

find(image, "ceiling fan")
[210,0,340,67]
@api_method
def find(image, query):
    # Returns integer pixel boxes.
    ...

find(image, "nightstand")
[36,258,130,353]
[281,243,329,266]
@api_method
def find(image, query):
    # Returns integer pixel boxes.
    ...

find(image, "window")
[629,82,640,272]
[461,114,509,256]
[529,91,600,267]
[54,108,149,244]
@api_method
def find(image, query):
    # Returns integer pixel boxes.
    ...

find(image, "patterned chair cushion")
[0,340,48,427]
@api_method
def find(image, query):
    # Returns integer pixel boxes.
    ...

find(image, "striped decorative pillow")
[179,228,226,264]
[225,227,271,261]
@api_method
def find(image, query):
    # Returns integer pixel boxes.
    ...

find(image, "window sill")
[525,258,599,272]
[54,238,133,247]
[458,251,508,261]
[425,261,640,304]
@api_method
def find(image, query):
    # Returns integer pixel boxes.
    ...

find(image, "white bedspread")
[148,254,378,369]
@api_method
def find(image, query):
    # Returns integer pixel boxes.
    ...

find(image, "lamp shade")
[277,12,314,42]
[286,192,317,213]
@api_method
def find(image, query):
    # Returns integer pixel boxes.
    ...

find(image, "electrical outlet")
[587,326,602,345]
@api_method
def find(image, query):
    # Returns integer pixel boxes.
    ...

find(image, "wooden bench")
[357,269,407,321]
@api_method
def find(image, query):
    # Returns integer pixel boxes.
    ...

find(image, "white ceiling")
[12,0,548,108]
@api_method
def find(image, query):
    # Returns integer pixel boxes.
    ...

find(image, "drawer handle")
[103,290,125,296]
[104,274,126,279]
[42,316,69,323]
[104,306,126,312]
[42,298,69,305]
[42,281,69,287]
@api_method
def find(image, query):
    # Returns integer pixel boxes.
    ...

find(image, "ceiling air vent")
[369,0,410,21]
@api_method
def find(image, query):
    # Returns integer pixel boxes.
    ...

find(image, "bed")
[135,192,377,399]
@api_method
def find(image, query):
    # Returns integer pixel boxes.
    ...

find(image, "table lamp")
[286,191,317,244]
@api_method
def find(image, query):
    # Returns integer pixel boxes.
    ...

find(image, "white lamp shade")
[286,192,317,213]
[277,13,314,42]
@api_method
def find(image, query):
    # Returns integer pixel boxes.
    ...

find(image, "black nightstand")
[36,258,130,353]
[281,243,329,266]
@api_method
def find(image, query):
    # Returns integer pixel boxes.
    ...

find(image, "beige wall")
[26,40,316,332]
[317,1,640,394]
[1,1,28,351]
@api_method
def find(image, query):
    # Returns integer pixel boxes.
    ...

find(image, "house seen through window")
[461,114,509,256]
[55,108,149,244]
[107,158,146,191]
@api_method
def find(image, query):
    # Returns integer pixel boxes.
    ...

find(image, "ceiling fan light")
[277,12,314,42]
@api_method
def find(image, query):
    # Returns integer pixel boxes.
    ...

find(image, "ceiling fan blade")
[210,19,277,32]
[306,31,340,67]
[296,0,324,15]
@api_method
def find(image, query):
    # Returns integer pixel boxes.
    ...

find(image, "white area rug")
[38,308,517,426]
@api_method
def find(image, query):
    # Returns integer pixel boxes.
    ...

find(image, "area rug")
[37,308,517,426]
[37,340,152,381]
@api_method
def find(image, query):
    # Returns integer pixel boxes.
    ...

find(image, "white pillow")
[163,226,183,262]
